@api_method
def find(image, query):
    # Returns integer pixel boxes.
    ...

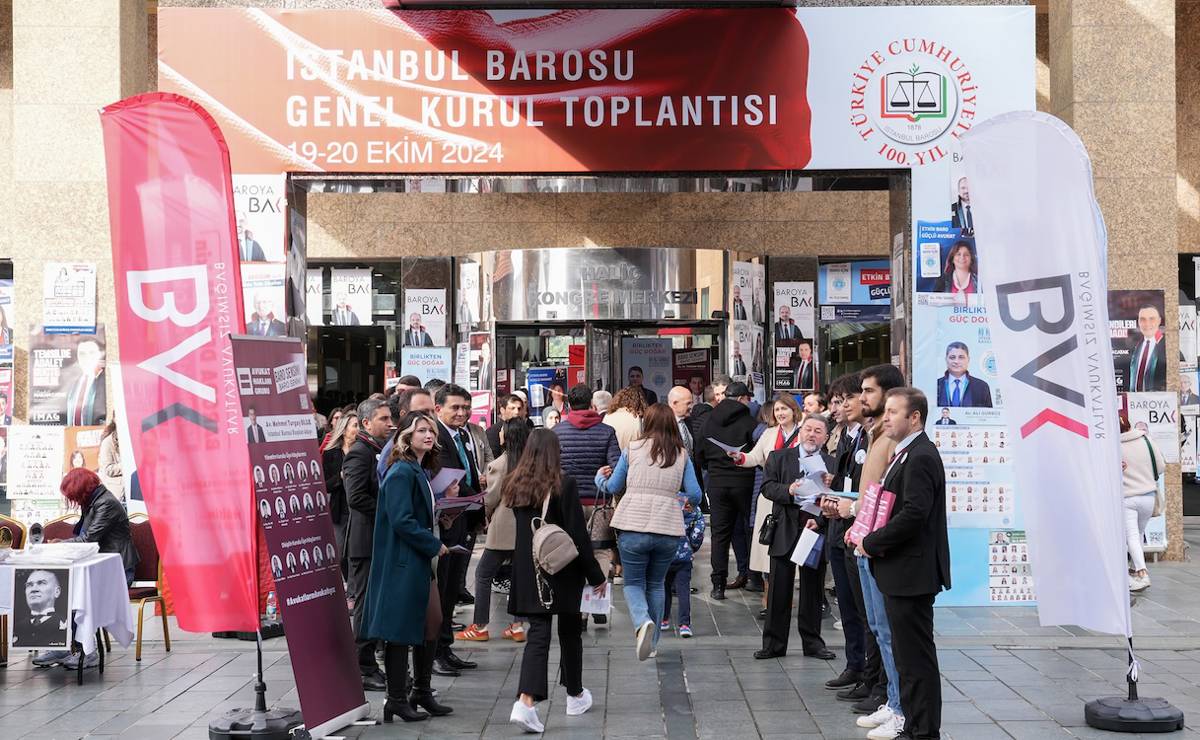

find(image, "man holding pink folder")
[860,387,951,740]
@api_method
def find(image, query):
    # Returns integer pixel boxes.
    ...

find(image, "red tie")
[1135,342,1150,391]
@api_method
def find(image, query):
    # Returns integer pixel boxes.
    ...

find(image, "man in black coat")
[862,388,950,740]
[433,384,482,676]
[697,382,758,600]
[342,397,392,691]
[754,415,837,661]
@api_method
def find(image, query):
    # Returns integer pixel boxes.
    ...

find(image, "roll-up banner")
[964,112,1130,636]
[100,93,260,632]
[232,336,369,737]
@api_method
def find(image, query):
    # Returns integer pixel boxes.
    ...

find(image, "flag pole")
[1083,635,1183,732]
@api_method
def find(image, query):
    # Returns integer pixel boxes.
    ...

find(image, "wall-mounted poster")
[1122,392,1180,464]
[233,173,286,263]
[399,347,451,387]
[1181,364,1199,415]
[29,327,107,426]
[470,332,494,392]
[10,567,71,650]
[242,262,288,337]
[63,426,104,473]
[772,281,815,391]
[306,269,324,327]
[731,262,753,321]
[914,221,980,306]
[751,263,766,325]
[43,263,96,335]
[330,269,371,326]
[8,425,65,501]
[403,289,446,347]
[458,261,481,325]
[672,349,710,397]
[621,338,672,406]
[0,278,14,347]
[1182,414,1197,474]
[819,260,891,305]
[988,531,1034,604]
[1110,290,1167,393]
[1180,304,1197,365]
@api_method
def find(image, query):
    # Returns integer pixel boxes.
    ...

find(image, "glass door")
[586,323,616,391]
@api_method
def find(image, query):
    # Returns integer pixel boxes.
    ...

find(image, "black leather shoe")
[383,698,428,723]
[457,591,475,606]
[803,647,837,661]
[443,650,477,670]
[361,670,387,692]
[744,575,765,593]
[710,585,726,601]
[837,681,871,702]
[410,691,453,716]
[754,649,785,660]
[725,574,748,590]
[592,613,607,625]
[757,608,767,620]
[825,668,861,689]
[432,657,461,677]
[852,692,887,714]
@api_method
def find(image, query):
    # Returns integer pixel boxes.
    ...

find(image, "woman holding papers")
[596,403,703,661]
[456,418,531,643]
[362,412,454,724]
[755,414,837,662]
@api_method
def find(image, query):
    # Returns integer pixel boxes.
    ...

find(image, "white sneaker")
[566,688,593,716]
[31,650,71,667]
[636,620,655,661]
[866,712,905,740]
[510,700,544,733]
[857,704,893,729]
[63,651,99,670]
[1130,574,1151,592]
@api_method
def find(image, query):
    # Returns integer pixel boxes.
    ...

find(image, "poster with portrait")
[63,426,104,474]
[8,425,65,500]
[458,261,481,326]
[233,173,286,263]
[29,327,107,426]
[1109,290,1166,393]
[751,263,766,325]
[42,263,96,335]
[399,347,452,387]
[329,269,371,326]
[10,567,71,650]
[1181,364,1199,415]
[1180,304,1197,366]
[621,338,672,405]
[672,349,710,396]
[242,262,288,337]
[729,321,752,382]
[731,261,753,322]
[914,221,980,304]
[1182,413,1197,474]
[987,531,1034,604]
[912,304,1001,425]
[772,281,815,391]
[1121,392,1180,464]
[470,332,494,392]
[403,289,446,347]
[305,269,324,327]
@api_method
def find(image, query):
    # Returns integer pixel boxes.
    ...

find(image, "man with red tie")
[1128,304,1167,392]
[66,339,106,426]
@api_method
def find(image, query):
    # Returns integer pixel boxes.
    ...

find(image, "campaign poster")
[0,344,13,426]
[10,567,71,650]
[403,289,446,347]
[748,326,766,399]
[526,367,565,424]
[672,349,710,397]
[1122,392,1180,464]
[731,261,753,321]
[772,281,816,391]
[1180,304,1197,365]
[233,173,287,263]
[621,338,673,404]
[1181,363,1199,416]
[8,425,65,501]
[1182,414,1197,474]
[29,327,107,426]
[988,531,1035,604]
[458,261,481,325]
[819,260,891,321]
[751,263,766,325]
[454,342,471,388]
[330,269,371,326]
[1109,289,1166,393]
[242,262,288,337]
[306,269,324,327]
[63,426,104,473]
[400,347,452,387]
[42,263,97,334]
[914,221,981,305]
[470,332,494,392]
[0,278,14,348]
[913,304,1000,425]
[231,336,368,733]
[936,426,1015,522]
[470,391,492,428]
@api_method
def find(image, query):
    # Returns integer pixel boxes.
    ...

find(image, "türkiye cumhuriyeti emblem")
[883,64,948,122]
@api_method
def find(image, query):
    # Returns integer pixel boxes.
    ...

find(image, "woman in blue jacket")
[362,411,452,723]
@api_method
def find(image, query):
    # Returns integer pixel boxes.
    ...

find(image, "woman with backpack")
[506,430,606,733]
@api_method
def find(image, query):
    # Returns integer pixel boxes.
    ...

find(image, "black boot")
[382,644,428,723]
[410,642,453,717]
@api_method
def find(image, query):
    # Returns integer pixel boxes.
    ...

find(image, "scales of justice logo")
[877,61,957,145]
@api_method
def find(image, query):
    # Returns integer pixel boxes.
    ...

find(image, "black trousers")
[762,553,826,655]
[828,544,865,673]
[883,592,940,739]
[518,613,584,702]
[843,546,884,692]
[437,516,470,653]
[708,485,752,586]
[347,556,377,672]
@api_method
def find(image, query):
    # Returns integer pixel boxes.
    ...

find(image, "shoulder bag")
[587,487,617,551]
[1143,435,1165,518]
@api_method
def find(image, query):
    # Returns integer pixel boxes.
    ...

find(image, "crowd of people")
[308,363,962,739]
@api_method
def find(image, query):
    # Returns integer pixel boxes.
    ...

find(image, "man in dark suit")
[731,344,747,377]
[950,177,973,237]
[404,313,434,347]
[935,342,992,408]
[862,388,950,740]
[67,339,107,426]
[246,408,266,444]
[331,302,361,326]
[238,226,266,262]
[775,305,806,343]
[248,294,286,337]
[486,393,523,458]
[433,384,481,676]
[793,341,816,390]
[1128,304,1167,392]
[732,285,748,320]
[754,414,836,661]
[627,366,658,405]
[343,397,393,692]
[933,408,957,426]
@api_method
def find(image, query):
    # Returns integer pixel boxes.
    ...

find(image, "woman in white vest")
[596,403,702,661]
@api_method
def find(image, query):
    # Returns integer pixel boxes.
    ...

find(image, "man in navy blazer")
[935,342,992,408]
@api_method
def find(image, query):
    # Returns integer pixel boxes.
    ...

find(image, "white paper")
[706,437,743,455]
[43,262,96,334]
[580,582,612,615]
[428,467,466,496]
[789,527,821,566]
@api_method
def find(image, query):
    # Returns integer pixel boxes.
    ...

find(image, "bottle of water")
[265,591,278,623]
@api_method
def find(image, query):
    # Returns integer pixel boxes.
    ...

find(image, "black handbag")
[758,512,778,546]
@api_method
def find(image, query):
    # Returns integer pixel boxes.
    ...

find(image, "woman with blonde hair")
[322,411,358,564]
[604,386,645,451]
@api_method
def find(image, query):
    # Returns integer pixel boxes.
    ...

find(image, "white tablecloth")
[0,553,135,654]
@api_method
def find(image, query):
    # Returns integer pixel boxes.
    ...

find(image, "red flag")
[100,93,258,632]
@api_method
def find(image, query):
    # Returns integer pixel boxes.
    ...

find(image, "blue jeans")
[617,531,679,647]
[663,560,693,626]
[858,556,902,715]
